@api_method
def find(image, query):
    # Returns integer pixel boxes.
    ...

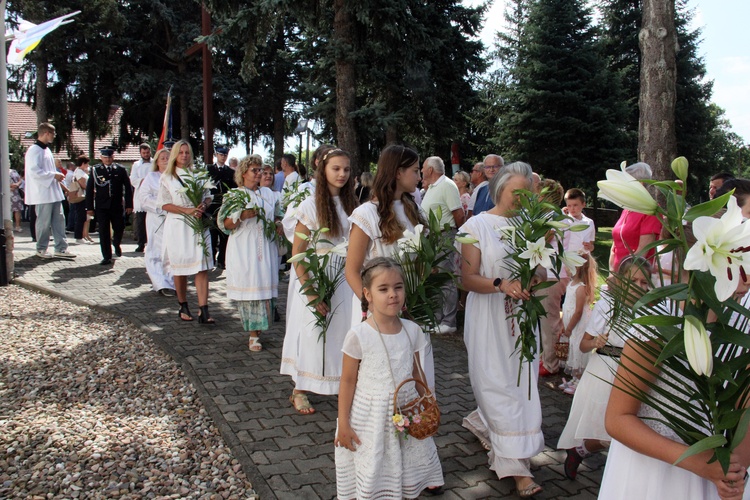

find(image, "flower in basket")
[287,227,348,375]
[392,413,411,436]
[599,156,750,474]
[177,166,215,262]
[499,187,586,397]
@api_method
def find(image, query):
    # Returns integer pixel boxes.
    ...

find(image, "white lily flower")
[330,241,349,256]
[398,224,424,251]
[684,197,750,301]
[597,168,659,215]
[671,156,689,181]
[518,237,556,269]
[204,180,216,190]
[683,315,713,377]
[560,250,586,274]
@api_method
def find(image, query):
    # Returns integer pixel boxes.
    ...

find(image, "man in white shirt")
[24,123,75,259]
[281,154,300,189]
[466,162,486,217]
[129,144,153,252]
[420,156,465,335]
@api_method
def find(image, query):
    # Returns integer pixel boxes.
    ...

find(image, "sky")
[476,0,750,143]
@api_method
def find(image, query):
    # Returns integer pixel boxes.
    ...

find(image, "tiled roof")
[7,101,142,162]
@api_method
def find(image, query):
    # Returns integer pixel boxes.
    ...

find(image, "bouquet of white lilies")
[177,166,215,262]
[288,228,348,375]
[497,187,588,397]
[598,157,750,473]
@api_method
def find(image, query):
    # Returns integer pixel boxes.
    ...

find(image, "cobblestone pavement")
[10,227,603,499]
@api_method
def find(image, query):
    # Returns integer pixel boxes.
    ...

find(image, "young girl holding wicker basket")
[335,257,444,499]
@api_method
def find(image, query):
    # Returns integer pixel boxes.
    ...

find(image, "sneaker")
[435,324,457,335]
[564,448,585,480]
[558,378,570,390]
[36,250,54,259]
[158,288,176,297]
[75,239,85,244]
[564,379,578,395]
[54,250,77,260]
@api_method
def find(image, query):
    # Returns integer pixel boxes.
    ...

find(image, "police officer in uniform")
[86,147,133,265]
[207,146,237,269]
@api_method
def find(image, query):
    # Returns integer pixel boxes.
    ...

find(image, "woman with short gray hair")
[458,161,545,497]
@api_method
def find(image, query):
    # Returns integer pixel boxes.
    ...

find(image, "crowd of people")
[13,121,750,499]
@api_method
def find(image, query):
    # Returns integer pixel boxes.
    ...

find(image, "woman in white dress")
[157,140,215,324]
[280,148,357,414]
[219,155,281,351]
[458,162,545,497]
[137,148,175,296]
[343,145,436,389]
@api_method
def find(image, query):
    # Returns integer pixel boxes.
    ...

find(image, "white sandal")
[248,336,262,352]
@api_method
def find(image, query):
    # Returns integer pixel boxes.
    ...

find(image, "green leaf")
[730,408,750,450]
[673,434,727,466]
[655,331,685,364]
[633,284,689,311]
[631,315,683,327]
[684,192,733,222]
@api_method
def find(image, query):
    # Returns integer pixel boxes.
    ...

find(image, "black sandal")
[198,305,215,324]
[178,302,193,321]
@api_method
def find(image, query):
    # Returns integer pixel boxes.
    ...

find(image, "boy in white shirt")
[564,188,596,254]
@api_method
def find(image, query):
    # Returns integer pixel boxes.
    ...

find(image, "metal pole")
[306,128,311,169]
[1,0,13,285]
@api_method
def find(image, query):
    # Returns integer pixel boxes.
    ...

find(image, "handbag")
[375,318,440,440]
[66,184,85,204]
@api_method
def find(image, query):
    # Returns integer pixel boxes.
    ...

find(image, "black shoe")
[135,246,145,253]
[198,305,216,325]
[178,302,193,321]
[99,259,112,265]
[114,245,122,257]
[564,448,585,480]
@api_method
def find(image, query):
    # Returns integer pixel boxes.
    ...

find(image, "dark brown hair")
[360,257,404,320]
[372,145,423,244]
[314,148,357,237]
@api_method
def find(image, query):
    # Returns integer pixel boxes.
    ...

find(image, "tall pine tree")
[495,0,629,192]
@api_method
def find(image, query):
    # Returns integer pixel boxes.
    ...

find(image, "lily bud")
[455,235,479,244]
[597,169,659,215]
[671,157,689,182]
[684,315,713,377]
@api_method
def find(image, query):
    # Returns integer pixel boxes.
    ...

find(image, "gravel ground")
[0,285,256,500]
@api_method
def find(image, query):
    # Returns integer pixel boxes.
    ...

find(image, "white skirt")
[557,353,618,449]
[599,439,719,499]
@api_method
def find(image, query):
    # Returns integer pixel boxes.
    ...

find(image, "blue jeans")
[35,201,68,253]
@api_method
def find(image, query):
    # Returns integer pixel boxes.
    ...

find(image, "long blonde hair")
[164,140,194,179]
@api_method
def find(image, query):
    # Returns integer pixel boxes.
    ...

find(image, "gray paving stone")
[12,238,604,499]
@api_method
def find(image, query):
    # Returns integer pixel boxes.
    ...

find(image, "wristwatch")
[493,277,503,292]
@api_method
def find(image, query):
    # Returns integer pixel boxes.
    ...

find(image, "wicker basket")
[393,378,440,440]
[554,341,569,361]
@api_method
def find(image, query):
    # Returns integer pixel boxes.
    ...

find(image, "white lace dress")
[347,200,435,392]
[562,281,591,375]
[335,320,443,499]
[280,195,353,394]
[138,171,174,292]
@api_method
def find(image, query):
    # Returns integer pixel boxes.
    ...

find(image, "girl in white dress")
[557,256,651,479]
[157,140,215,324]
[559,253,597,394]
[219,155,280,351]
[335,258,443,499]
[459,162,545,498]
[137,148,175,295]
[280,148,357,414]
[600,267,749,499]
[344,145,436,389]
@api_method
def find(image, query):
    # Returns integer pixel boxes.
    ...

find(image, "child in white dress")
[335,258,443,499]
[560,253,597,394]
[558,256,652,479]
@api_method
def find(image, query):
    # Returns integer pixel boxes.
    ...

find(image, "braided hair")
[359,257,403,321]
